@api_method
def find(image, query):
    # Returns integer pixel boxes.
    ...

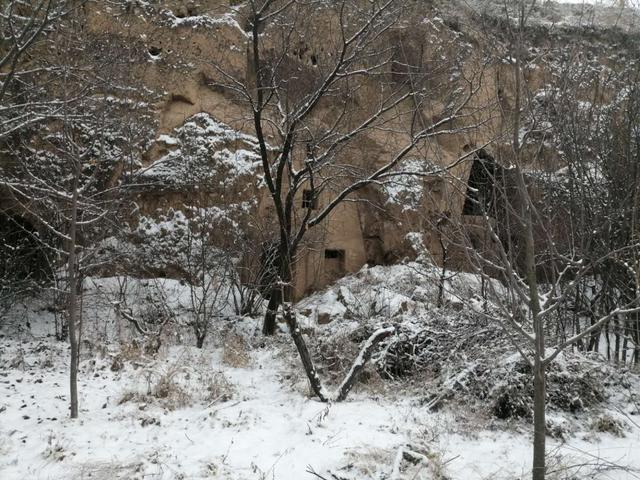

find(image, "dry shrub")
[341,444,450,480]
[341,447,392,478]
[117,341,145,363]
[117,390,145,405]
[151,363,192,409]
[115,335,169,365]
[314,329,360,382]
[43,436,66,462]
[354,366,387,396]
[484,355,619,420]
[191,350,236,404]
[591,414,626,437]
[119,349,237,410]
[204,371,235,404]
[110,355,124,372]
[117,377,190,411]
[8,350,25,369]
[221,332,251,368]
[118,358,192,410]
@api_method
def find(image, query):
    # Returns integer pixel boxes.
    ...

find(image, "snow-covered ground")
[2,335,638,480]
[1,266,639,480]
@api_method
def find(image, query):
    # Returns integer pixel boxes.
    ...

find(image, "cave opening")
[462,149,501,217]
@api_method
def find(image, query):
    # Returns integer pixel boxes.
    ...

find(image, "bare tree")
[0,0,81,140]
[206,0,492,401]
[0,6,154,417]
[181,206,235,348]
[110,276,177,355]
[211,0,489,335]
[548,61,640,364]
[436,2,640,478]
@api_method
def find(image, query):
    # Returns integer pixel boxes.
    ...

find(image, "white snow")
[139,113,263,187]
[1,269,639,480]
[1,334,638,479]
[384,158,429,211]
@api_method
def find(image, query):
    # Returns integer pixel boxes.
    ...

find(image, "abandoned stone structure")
[92,0,494,298]
[2,0,639,299]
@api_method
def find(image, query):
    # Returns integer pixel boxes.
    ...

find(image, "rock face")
[3,0,639,297]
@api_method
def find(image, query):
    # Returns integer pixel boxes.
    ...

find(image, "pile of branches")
[314,309,504,379]
[314,311,634,419]
[474,353,626,420]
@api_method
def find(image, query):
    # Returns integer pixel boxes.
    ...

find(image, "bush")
[221,332,250,368]
[204,371,235,404]
[591,414,626,437]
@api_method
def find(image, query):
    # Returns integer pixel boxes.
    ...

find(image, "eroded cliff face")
[5,0,638,296]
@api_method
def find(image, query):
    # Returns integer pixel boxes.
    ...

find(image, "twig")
[390,446,405,480]
[306,466,330,480]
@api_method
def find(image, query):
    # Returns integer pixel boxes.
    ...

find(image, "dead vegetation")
[221,331,251,368]
[590,414,626,437]
[204,371,235,404]
[314,309,638,427]
[117,348,236,410]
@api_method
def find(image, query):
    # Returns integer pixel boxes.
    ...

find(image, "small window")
[324,249,344,260]
[302,189,317,209]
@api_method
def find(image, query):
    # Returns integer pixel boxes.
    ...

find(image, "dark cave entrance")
[462,149,501,217]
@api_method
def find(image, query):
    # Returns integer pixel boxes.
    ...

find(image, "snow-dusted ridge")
[467,0,640,32]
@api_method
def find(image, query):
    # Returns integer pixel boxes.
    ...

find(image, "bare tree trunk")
[263,290,281,335]
[67,167,80,419]
[283,304,328,401]
[622,323,629,364]
[263,253,291,335]
[588,315,600,352]
[514,81,547,480]
[605,320,611,361]
[437,234,448,308]
[529,267,547,480]
[510,4,547,475]
[574,294,582,351]
[532,356,546,480]
[614,318,621,363]
[334,326,393,401]
[283,303,394,402]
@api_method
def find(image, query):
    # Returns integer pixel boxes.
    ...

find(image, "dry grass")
[118,354,192,410]
[353,365,387,396]
[221,332,251,368]
[117,348,237,409]
[591,414,626,437]
[113,341,145,365]
[203,371,235,404]
[70,461,144,480]
[152,364,192,409]
[117,390,145,405]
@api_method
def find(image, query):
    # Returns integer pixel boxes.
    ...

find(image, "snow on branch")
[284,304,395,403]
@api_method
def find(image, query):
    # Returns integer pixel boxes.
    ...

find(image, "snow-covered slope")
[2,335,638,479]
